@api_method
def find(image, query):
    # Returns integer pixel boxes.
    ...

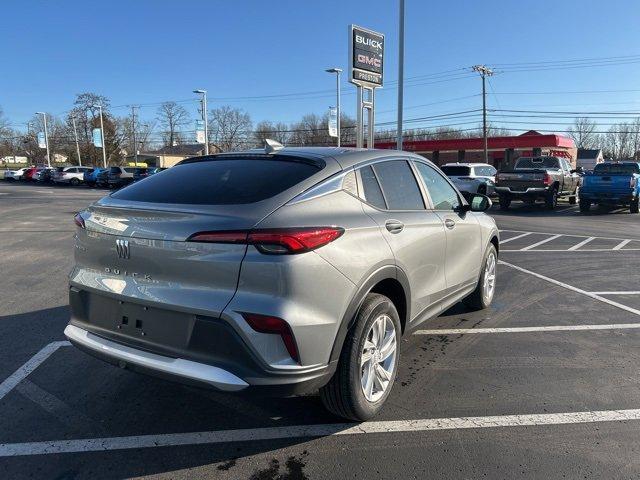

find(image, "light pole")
[91,104,108,168]
[193,89,209,155]
[397,0,405,150]
[71,115,82,166]
[325,68,342,147]
[35,112,51,167]
[472,65,494,164]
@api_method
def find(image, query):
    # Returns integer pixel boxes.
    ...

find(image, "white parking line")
[613,239,632,250]
[499,229,635,243]
[2,408,640,457]
[415,324,640,335]
[499,232,532,244]
[520,234,561,251]
[0,341,70,401]
[568,237,595,250]
[501,248,640,253]
[499,261,640,316]
[590,291,640,295]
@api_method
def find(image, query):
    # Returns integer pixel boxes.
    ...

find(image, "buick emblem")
[116,239,130,259]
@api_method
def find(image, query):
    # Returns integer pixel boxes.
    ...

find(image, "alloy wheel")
[360,314,397,402]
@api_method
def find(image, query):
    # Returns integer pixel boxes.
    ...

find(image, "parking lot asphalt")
[2,181,640,479]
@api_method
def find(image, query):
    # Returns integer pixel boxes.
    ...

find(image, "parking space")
[2,181,640,478]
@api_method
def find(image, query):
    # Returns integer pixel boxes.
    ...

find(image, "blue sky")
[3,0,640,135]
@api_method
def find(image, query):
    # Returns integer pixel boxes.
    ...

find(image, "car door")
[413,161,483,295]
[357,160,447,319]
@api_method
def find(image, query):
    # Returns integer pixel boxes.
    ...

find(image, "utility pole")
[131,105,138,167]
[472,65,493,163]
[396,0,405,150]
[36,112,51,167]
[71,115,82,166]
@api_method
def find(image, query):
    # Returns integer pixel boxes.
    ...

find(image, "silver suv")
[440,163,497,196]
[65,146,499,420]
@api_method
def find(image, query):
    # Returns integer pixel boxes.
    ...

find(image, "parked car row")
[2,166,166,188]
[439,157,639,214]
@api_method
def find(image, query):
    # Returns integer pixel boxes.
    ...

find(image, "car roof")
[441,162,493,167]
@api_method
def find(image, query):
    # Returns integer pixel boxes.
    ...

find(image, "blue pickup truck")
[579,161,640,213]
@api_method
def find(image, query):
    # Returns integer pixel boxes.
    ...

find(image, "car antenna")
[264,139,284,154]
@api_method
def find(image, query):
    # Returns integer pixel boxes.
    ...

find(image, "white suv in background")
[53,166,93,185]
[440,163,497,196]
[3,167,29,181]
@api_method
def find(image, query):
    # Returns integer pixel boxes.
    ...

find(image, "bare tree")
[254,121,290,146]
[208,106,252,151]
[567,117,599,149]
[157,101,190,147]
[603,123,634,160]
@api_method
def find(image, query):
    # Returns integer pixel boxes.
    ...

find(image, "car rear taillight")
[188,227,344,254]
[241,312,299,362]
[74,213,85,229]
[543,173,553,186]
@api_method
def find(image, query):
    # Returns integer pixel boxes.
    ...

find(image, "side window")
[414,162,461,211]
[359,165,387,209]
[372,161,425,210]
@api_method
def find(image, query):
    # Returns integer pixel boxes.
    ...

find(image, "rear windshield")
[109,167,121,174]
[111,158,321,205]
[440,166,471,176]
[593,163,640,174]
[515,157,561,169]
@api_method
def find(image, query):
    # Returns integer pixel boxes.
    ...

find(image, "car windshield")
[111,157,322,205]
[593,163,640,174]
[440,166,471,176]
[515,157,561,169]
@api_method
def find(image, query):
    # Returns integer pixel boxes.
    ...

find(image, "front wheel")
[464,244,498,310]
[320,293,400,421]
[631,198,639,214]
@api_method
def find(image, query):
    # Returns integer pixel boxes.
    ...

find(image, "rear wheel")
[545,187,558,209]
[579,200,591,213]
[320,293,400,421]
[70,178,80,186]
[477,184,487,196]
[499,194,511,210]
[631,198,639,214]
[464,244,497,310]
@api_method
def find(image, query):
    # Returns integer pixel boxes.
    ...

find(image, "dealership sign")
[328,107,338,138]
[92,128,103,148]
[349,25,384,87]
[37,132,46,149]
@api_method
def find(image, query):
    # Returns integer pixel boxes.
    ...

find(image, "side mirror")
[571,166,584,174]
[467,193,492,212]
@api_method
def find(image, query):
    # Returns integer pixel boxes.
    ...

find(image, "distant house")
[577,149,604,171]
[125,144,213,168]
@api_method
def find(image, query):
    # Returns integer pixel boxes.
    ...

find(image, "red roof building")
[375,131,577,169]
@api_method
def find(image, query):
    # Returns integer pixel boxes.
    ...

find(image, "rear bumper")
[579,191,635,204]
[66,286,336,396]
[65,324,249,391]
[494,186,548,194]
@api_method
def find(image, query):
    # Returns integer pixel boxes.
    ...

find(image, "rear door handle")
[385,220,404,234]
[444,219,456,230]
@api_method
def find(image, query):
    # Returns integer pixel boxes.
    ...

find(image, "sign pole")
[397,0,405,150]
[349,24,384,149]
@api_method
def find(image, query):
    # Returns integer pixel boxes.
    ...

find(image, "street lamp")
[91,104,108,168]
[325,68,342,147]
[193,89,209,155]
[35,112,51,167]
[71,114,82,166]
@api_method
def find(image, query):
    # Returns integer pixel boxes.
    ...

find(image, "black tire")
[499,194,511,210]
[545,187,558,210]
[569,194,577,205]
[464,243,498,310]
[320,293,401,421]
[477,184,487,196]
[579,200,591,213]
[69,178,80,186]
[631,198,639,214]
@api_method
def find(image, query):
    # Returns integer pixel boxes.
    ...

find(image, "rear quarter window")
[111,157,322,205]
